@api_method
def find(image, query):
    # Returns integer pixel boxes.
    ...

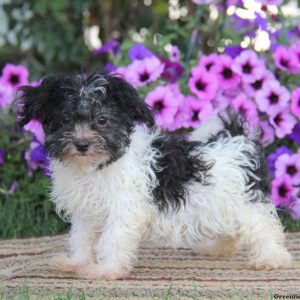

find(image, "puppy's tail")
[189,109,260,143]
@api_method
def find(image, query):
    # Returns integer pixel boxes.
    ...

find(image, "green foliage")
[1,0,92,78]
[0,111,66,238]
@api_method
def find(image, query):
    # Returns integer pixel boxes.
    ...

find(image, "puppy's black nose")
[75,141,90,153]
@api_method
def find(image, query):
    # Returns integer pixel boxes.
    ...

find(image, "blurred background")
[1,0,300,238]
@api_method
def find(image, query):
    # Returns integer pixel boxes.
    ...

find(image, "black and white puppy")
[18,73,291,279]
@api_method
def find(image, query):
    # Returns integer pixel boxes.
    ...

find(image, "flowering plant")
[1,0,300,236]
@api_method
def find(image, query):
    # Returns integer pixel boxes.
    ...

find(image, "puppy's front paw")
[51,253,91,273]
[250,250,292,270]
[78,263,129,280]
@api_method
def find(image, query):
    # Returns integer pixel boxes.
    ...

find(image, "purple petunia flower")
[104,63,117,73]
[255,80,290,115]
[224,45,243,58]
[271,175,293,207]
[231,93,259,125]
[126,56,164,88]
[145,85,181,128]
[291,87,300,119]
[92,39,120,56]
[268,146,293,177]
[232,50,265,83]
[23,119,45,145]
[0,148,5,165]
[214,55,240,90]
[259,120,275,146]
[0,64,29,91]
[269,108,297,138]
[243,70,274,97]
[25,141,49,174]
[275,153,300,184]
[273,46,299,74]
[183,96,214,128]
[289,197,300,220]
[289,123,300,145]
[160,58,184,83]
[0,83,14,109]
[189,67,218,101]
[168,45,181,62]
[128,43,153,61]
[257,0,283,5]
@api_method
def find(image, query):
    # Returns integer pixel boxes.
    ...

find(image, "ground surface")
[1,233,300,299]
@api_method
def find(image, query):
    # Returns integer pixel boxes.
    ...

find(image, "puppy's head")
[18,73,154,168]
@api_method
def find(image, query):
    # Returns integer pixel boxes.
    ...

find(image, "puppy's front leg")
[52,217,94,272]
[80,215,145,280]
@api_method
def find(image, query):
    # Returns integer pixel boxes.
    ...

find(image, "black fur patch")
[218,110,271,201]
[151,134,214,212]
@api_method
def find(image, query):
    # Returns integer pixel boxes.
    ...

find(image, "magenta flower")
[269,108,297,138]
[126,56,164,88]
[231,93,259,125]
[0,83,14,109]
[197,54,220,73]
[92,39,120,56]
[168,45,181,62]
[259,120,275,146]
[255,80,290,115]
[291,87,300,119]
[289,197,300,220]
[232,50,265,83]
[243,70,274,97]
[128,43,153,61]
[273,46,299,73]
[23,119,45,144]
[0,64,29,90]
[271,175,293,207]
[275,153,300,184]
[145,85,181,128]
[290,41,300,70]
[214,55,240,90]
[189,67,218,101]
[183,96,214,128]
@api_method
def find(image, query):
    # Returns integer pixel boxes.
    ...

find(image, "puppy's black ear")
[105,75,155,127]
[17,85,47,127]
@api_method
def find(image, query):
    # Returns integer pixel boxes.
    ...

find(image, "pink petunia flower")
[182,96,214,128]
[259,120,275,146]
[0,64,29,90]
[275,153,300,184]
[189,67,218,101]
[197,54,220,73]
[255,80,290,115]
[291,87,300,119]
[273,46,299,73]
[214,55,240,90]
[243,70,274,97]
[271,175,293,207]
[126,56,164,88]
[0,83,14,109]
[145,85,181,128]
[168,45,181,62]
[232,50,266,83]
[269,108,297,138]
[231,93,259,125]
[23,119,45,145]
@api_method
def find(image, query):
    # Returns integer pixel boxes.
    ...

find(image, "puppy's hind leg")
[239,204,291,270]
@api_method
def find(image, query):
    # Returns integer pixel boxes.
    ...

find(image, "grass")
[0,282,277,300]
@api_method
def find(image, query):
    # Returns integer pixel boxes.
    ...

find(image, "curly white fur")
[51,119,291,279]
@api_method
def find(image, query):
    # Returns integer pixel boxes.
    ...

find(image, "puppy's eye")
[97,116,108,126]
